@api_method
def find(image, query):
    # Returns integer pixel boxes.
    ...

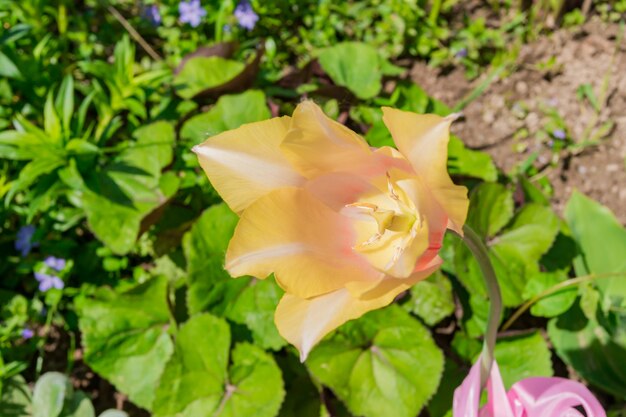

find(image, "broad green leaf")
[226,277,286,351]
[317,42,388,100]
[307,306,443,417]
[403,271,455,326]
[152,314,230,417]
[61,391,95,417]
[276,355,321,417]
[448,136,498,182]
[183,204,248,315]
[82,122,175,254]
[427,360,465,417]
[77,276,174,409]
[174,57,245,99]
[181,90,271,144]
[456,204,560,308]
[466,182,514,238]
[549,302,626,399]
[565,191,626,308]
[33,372,69,417]
[0,375,31,417]
[153,314,284,417]
[493,331,553,389]
[523,270,577,318]
[98,412,128,417]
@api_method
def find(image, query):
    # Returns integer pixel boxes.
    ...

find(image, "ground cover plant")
[1,0,626,416]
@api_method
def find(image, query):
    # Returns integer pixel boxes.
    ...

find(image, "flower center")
[344,173,426,276]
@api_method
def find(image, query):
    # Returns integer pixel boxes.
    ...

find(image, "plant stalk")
[460,224,502,387]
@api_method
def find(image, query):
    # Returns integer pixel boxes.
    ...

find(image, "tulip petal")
[281,101,388,178]
[226,187,382,298]
[453,356,514,417]
[193,116,304,213]
[275,259,441,361]
[381,107,468,234]
[508,377,606,417]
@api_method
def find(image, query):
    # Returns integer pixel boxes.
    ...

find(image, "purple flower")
[143,4,161,26]
[34,272,64,292]
[552,129,566,140]
[44,256,66,271]
[179,0,206,28]
[22,328,34,339]
[455,48,468,58]
[234,0,258,30]
[15,225,38,257]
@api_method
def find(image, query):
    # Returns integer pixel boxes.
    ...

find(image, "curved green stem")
[460,224,502,387]
[501,271,625,331]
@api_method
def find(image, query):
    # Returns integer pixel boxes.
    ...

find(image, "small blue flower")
[15,225,38,257]
[552,129,566,140]
[143,4,161,26]
[455,48,468,58]
[44,256,66,271]
[179,0,206,28]
[34,272,64,292]
[234,0,258,30]
[22,328,34,339]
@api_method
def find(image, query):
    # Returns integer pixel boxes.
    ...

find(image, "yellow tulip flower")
[193,101,468,360]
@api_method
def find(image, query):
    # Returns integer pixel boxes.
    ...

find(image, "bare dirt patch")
[412,17,626,223]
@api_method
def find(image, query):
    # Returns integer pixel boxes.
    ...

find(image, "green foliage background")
[1,0,625,416]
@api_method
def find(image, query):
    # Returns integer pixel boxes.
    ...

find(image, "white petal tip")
[299,350,308,363]
[191,145,200,154]
[445,112,463,122]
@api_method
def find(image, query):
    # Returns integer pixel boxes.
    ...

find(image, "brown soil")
[411,17,626,223]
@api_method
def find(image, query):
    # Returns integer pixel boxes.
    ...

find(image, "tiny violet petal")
[234,0,259,30]
[142,4,161,26]
[552,129,567,140]
[44,256,66,271]
[179,0,206,27]
[51,276,65,290]
[15,225,37,257]
[35,272,63,292]
[21,328,34,339]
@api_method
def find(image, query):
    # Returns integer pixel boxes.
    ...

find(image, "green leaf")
[183,203,247,315]
[548,302,626,399]
[0,375,31,417]
[307,306,443,417]
[317,42,389,100]
[276,355,322,417]
[60,391,95,417]
[565,191,626,308]
[466,182,514,238]
[456,204,560,308]
[77,277,174,409]
[82,122,175,254]
[523,270,577,318]
[181,90,270,144]
[225,277,286,351]
[55,75,74,134]
[33,372,70,417]
[44,92,62,143]
[403,271,455,326]
[493,331,553,389]
[153,314,284,417]
[98,411,128,417]
[0,50,22,79]
[447,136,498,182]
[174,57,245,100]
